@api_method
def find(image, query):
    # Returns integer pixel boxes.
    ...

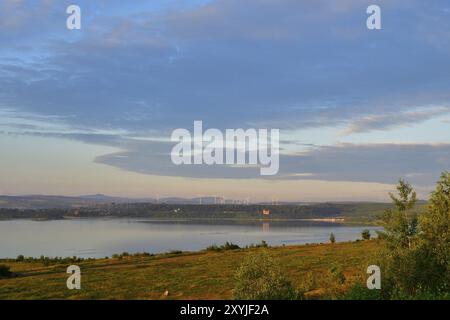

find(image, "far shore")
[1,216,350,223]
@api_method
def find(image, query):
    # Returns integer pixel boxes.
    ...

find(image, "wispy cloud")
[340,106,450,135]
[1,0,450,197]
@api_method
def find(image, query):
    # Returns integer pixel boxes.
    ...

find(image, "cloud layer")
[1,0,450,194]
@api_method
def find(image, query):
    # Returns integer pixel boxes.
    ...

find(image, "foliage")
[361,229,371,240]
[206,242,240,252]
[329,233,336,244]
[379,179,418,249]
[415,172,450,292]
[245,241,269,249]
[0,265,13,279]
[234,251,300,300]
[378,174,450,298]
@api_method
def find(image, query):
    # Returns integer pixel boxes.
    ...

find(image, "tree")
[361,229,371,240]
[377,179,419,296]
[378,175,450,298]
[234,251,299,300]
[415,172,450,292]
[380,179,418,249]
[329,233,336,244]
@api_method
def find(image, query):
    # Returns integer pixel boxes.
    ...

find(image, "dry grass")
[0,240,379,300]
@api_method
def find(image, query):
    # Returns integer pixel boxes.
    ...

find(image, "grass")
[0,240,379,300]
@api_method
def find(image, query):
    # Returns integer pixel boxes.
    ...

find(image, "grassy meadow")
[0,240,378,300]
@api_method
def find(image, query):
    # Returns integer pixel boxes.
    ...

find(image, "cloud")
[340,106,450,135]
[93,139,450,187]
[1,0,450,194]
[1,0,450,134]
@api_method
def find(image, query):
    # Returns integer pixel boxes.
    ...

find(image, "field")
[0,240,379,300]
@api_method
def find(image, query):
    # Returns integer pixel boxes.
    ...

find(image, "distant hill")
[0,195,427,223]
[0,194,296,209]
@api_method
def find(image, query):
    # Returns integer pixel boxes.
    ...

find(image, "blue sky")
[0,0,449,201]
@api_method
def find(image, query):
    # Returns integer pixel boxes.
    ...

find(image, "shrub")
[245,241,269,249]
[377,174,450,297]
[206,242,240,252]
[16,255,24,262]
[234,251,299,300]
[329,233,336,244]
[0,265,13,279]
[223,241,240,250]
[206,244,221,252]
[362,229,371,240]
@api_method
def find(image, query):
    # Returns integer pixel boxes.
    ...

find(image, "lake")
[0,218,382,258]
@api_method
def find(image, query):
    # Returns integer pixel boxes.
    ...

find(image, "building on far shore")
[262,209,271,216]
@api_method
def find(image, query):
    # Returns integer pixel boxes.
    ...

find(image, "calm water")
[0,218,382,258]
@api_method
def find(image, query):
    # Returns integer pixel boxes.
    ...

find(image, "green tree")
[376,179,419,296]
[378,175,450,298]
[329,233,336,244]
[415,172,450,292]
[380,179,418,249]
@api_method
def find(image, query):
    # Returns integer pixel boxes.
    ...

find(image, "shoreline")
[0,238,377,261]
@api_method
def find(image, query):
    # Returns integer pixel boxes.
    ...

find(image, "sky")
[0,0,450,202]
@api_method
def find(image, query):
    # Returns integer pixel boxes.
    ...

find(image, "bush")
[245,241,269,249]
[206,244,221,252]
[234,251,300,300]
[16,255,24,262]
[223,241,240,250]
[0,265,13,279]
[206,242,240,252]
[329,233,336,244]
[362,229,371,240]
